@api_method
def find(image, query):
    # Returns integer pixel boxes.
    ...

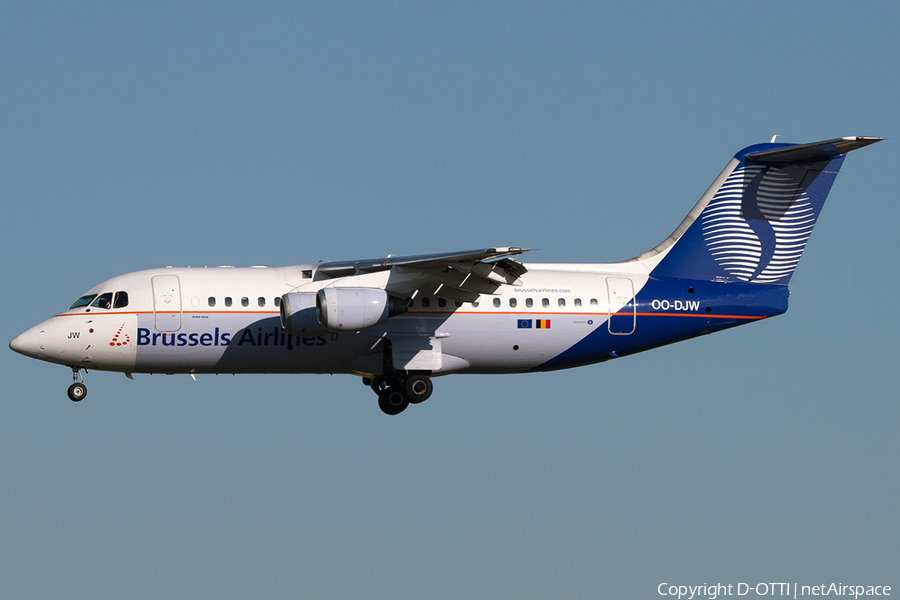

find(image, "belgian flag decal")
[535,319,551,329]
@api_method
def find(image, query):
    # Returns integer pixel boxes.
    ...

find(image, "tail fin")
[642,136,882,284]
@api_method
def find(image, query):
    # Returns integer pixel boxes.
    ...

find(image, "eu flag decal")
[536,319,551,329]
[517,319,532,329]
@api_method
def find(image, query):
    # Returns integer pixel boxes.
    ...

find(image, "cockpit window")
[90,292,113,310]
[113,291,129,309]
[70,294,98,309]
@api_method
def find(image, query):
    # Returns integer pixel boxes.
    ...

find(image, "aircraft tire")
[404,375,433,404]
[378,387,408,416]
[67,382,87,402]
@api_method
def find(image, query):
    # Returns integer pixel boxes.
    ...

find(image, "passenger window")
[590,298,598,306]
[114,291,129,309]
[422,297,430,308]
[225,297,233,307]
[241,297,249,307]
[472,301,480,308]
[208,297,216,307]
[558,298,566,308]
[526,298,533,308]
[574,298,582,308]
[274,297,281,307]
[258,297,266,307]
[455,301,463,308]
[493,298,501,308]
[438,298,447,308]
[542,298,549,308]
[70,294,98,309]
[91,292,113,310]
[509,298,517,308]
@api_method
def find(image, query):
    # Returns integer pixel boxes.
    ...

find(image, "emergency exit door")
[606,277,635,335]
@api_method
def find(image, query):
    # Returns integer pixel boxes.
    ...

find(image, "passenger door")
[152,275,182,332]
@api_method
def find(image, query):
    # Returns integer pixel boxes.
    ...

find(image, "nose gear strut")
[67,366,87,402]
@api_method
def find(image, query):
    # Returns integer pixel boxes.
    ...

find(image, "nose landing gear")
[67,366,87,402]
[67,382,87,402]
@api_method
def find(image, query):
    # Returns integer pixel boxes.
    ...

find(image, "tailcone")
[709,281,790,320]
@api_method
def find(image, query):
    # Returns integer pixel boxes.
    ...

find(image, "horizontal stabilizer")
[746,136,883,165]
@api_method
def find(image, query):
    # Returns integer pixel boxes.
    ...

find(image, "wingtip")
[491,247,537,254]
[842,136,884,142]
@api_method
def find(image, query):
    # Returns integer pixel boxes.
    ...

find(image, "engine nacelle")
[316,287,407,333]
[280,292,326,336]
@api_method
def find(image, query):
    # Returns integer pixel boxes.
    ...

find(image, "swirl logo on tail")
[702,164,815,283]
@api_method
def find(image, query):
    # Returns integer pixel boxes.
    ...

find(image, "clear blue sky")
[2,2,897,598]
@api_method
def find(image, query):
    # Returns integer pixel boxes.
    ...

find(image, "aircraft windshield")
[70,294,98,309]
[70,291,129,310]
[90,292,113,309]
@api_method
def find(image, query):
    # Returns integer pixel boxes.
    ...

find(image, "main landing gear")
[366,372,434,416]
[67,366,87,402]
[367,338,434,415]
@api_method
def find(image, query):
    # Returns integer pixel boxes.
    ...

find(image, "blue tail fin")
[644,137,882,284]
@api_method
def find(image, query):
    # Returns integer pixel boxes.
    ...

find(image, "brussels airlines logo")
[109,323,130,347]
[702,164,817,284]
[138,328,231,347]
[137,327,326,348]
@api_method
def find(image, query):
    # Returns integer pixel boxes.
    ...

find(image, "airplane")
[9,136,883,415]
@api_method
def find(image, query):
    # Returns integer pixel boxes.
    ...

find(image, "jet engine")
[280,288,408,335]
[280,292,325,336]
[316,287,408,332]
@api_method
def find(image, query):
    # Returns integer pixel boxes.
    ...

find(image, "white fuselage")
[15,262,653,377]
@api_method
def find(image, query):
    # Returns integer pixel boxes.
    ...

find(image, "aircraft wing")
[316,247,534,302]
[316,247,532,276]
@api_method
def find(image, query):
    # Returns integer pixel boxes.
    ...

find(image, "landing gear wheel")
[404,374,433,404]
[378,386,409,416]
[67,382,87,402]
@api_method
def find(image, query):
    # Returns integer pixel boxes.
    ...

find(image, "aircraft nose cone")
[9,321,51,359]
[9,331,35,357]
[9,333,22,354]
